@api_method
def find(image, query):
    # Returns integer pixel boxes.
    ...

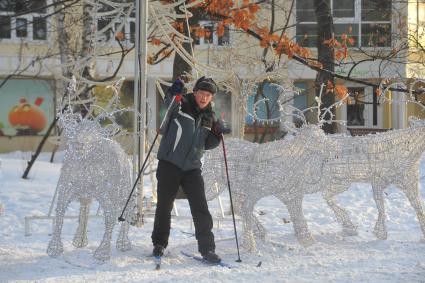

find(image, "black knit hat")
[193,76,218,95]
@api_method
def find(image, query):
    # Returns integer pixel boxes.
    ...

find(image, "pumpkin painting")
[8,97,47,135]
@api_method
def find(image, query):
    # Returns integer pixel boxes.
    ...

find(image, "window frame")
[0,0,50,42]
[296,0,393,49]
[339,84,383,130]
[245,82,282,126]
[97,13,136,47]
[195,20,231,47]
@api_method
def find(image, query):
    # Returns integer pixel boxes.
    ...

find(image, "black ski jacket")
[157,91,221,171]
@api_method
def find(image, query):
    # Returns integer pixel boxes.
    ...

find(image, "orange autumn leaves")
[150,1,351,66]
[328,80,384,103]
[202,0,311,59]
[326,80,349,101]
[197,0,259,36]
[323,33,356,60]
[334,84,349,100]
[204,0,259,27]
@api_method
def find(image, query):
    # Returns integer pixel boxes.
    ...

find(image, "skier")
[152,76,228,264]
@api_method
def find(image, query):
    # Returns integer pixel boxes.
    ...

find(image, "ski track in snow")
[0,152,425,282]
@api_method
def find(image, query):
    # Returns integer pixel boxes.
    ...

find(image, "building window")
[218,26,230,45]
[33,17,46,40]
[296,0,392,48]
[16,18,27,37]
[361,23,391,47]
[334,0,355,17]
[98,18,113,41]
[361,0,391,21]
[346,87,366,126]
[130,21,135,43]
[245,83,281,125]
[97,1,135,45]
[0,16,11,38]
[296,0,315,22]
[0,0,49,41]
[0,0,47,13]
[194,21,230,46]
[203,23,214,44]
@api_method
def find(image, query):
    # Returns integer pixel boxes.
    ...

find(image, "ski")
[154,255,161,270]
[180,250,233,269]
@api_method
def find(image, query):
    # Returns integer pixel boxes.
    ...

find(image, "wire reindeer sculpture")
[202,82,425,251]
[47,79,138,261]
[46,110,136,261]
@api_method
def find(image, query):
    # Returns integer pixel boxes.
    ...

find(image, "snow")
[1,152,425,282]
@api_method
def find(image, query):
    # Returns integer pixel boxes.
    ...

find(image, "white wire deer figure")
[322,117,425,240]
[202,82,425,251]
[202,125,335,250]
[47,80,136,261]
[321,81,425,240]
[46,112,135,261]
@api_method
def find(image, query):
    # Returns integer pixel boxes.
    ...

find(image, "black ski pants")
[151,160,215,254]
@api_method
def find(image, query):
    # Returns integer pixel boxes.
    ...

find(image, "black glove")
[169,78,184,95]
[211,119,231,137]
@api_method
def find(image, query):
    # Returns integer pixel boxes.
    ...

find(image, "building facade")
[1,0,424,153]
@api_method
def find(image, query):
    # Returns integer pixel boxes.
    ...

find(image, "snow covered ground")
[1,151,425,282]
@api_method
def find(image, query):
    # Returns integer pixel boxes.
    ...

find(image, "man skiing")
[152,76,227,264]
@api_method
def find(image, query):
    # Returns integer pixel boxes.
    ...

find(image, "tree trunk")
[314,0,335,134]
[77,2,96,117]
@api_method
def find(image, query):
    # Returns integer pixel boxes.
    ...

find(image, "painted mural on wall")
[0,79,54,136]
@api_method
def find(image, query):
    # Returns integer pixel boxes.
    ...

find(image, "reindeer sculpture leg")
[93,203,115,261]
[234,194,266,240]
[241,196,259,252]
[323,187,358,236]
[372,181,388,240]
[47,185,72,257]
[252,215,267,241]
[400,170,425,238]
[116,220,131,252]
[116,195,133,252]
[280,194,314,247]
[72,198,91,248]
[404,190,425,238]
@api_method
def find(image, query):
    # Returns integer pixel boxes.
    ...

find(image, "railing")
[347,128,391,136]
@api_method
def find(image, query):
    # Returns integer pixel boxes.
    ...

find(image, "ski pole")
[118,132,159,222]
[118,94,180,222]
[221,135,242,262]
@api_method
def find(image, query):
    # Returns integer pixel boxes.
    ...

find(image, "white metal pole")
[133,0,148,226]
[132,0,140,206]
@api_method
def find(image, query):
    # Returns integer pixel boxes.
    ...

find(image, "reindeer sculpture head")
[59,112,108,158]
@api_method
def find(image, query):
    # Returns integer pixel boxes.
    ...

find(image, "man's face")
[194,89,213,109]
